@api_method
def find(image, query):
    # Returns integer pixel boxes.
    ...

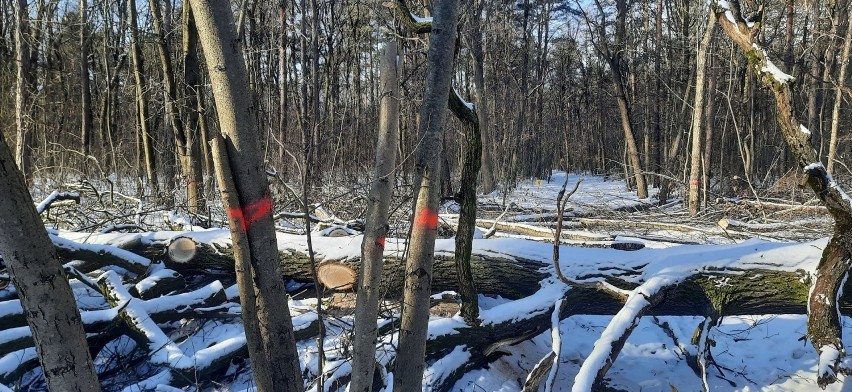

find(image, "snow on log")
[52,234,150,274]
[125,236,548,299]
[131,268,186,299]
[422,264,849,391]
[97,271,247,386]
[35,191,80,214]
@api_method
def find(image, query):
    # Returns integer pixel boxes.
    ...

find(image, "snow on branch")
[572,275,678,391]
[714,1,852,388]
[35,191,80,214]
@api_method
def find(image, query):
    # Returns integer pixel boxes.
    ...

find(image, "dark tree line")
[2,0,850,212]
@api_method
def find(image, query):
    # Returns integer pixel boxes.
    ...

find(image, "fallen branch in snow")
[571,276,674,391]
[720,198,829,215]
[465,218,614,242]
[522,299,566,392]
[574,217,750,239]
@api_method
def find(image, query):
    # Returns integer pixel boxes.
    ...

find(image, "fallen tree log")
[123,237,549,299]
[423,268,851,391]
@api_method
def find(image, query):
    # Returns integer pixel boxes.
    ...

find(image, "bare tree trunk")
[80,0,92,157]
[703,52,717,209]
[827,11,852,174]
[189,0,303,390]
[688,8,717,216]
[128,0,158,195]
[393,0,461,389]
[182,1,205,214]
[599,0,648,199]
[0,132,101,392]
[653,0,663,190]
[350,40,400,392]
[13,0,29,180]
[450,91,482,325]
[278,0,288,170]
[149,0,191,199]
[469,0,494,194]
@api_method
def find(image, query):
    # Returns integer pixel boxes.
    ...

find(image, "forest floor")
[7,172,849,391]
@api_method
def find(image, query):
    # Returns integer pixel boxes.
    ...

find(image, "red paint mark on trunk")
[376,236,386,248]
[227,193,274,231]
[414,208,439,231]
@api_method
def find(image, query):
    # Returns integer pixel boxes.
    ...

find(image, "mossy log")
[425,268,851,391]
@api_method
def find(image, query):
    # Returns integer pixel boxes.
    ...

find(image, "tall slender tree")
[350,39,400,392]
[393,0,461,390]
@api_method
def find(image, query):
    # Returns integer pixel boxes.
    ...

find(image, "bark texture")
[688,8,717,216]
[0,129,101,391]
[394,1,461,388]
[350,40,400,392]
[190,0,303,390]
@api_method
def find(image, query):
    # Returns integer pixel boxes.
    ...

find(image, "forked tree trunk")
[0,127,101,391]
[607,0,648,199]
[151,0,204,210]
[190,0,303,390]
[393,0,461,389]
[687,8,717,216]
[469,0,494,194]
[350,40,400,392]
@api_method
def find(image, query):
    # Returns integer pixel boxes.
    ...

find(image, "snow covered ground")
[480,172,659,213]
[12,172,848,391]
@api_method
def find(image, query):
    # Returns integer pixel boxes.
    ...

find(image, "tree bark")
[0,125,101,391]
[189,0,303,390]
[128,0,159,195]
[826,10,852,174]
[688,8,717,216]
[181,1,206,214]
[449,89,482,324]
[468,0,494,194]
[715,2,852,387]
[350,40,400,392]
[596,0,648,199]
[13,0,30,180]
[80,0,92,157]
[393,1,461,388]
